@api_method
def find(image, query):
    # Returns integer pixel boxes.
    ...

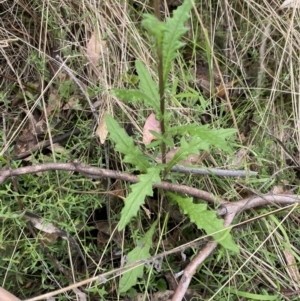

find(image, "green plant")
[105,0,239,293]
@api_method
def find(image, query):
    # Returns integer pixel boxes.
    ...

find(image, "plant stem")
[158,48,166,165]
[154,0,166,165]
[153,0,160,19]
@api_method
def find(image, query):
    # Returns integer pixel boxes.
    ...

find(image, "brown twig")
[0,162,222,205]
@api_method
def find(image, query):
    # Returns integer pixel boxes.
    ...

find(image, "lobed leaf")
[119,219,158,293]
[142,14,166,45]
[135,60,160,113]
[105,115,150,172]
[163,0,192,82]
[169,124,236,153]
[170,193,239,253]
[118,168,161,230]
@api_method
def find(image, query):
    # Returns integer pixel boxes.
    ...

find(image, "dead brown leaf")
[14,110,42,158]
[96,112,108,144]
[86,30,108,77]
[284,248,300,283]
[215,79,237,98]
[143,112,161,145]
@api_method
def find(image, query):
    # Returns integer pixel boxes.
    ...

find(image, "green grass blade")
[229,289,279,300]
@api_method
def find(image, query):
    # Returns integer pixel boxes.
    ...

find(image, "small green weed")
[105,0,239,293]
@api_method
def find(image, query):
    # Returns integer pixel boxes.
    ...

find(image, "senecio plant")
[105,0,239,292]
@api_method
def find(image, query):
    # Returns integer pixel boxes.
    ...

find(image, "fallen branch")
[0,162,224,205]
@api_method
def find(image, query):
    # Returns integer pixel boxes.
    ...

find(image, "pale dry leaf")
[284,248,300,283]
[86,31,101,66]
[143,112,161,145]
[215,79,236,98]
[272,185,285,194]
[92,99,103,108]
[23,212,60,235]
[86,30,108,76]
[279,0,300,9]
[23,212,59,243]
[23,212,86,266]
[96,112,108,144]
